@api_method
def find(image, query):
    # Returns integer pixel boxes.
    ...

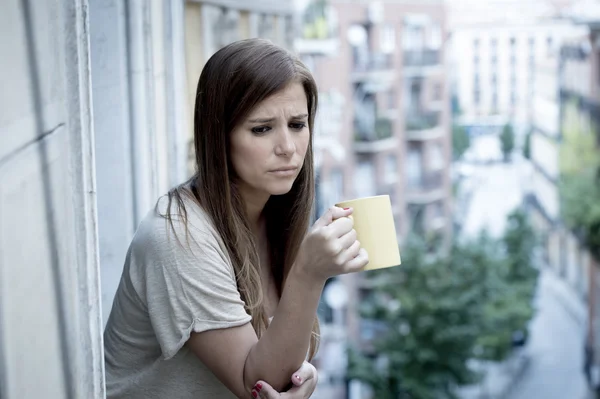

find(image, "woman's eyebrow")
[247,113,308,123]
[248,116,275,123]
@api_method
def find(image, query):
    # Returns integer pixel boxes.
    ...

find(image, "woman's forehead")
[247,84,308,120]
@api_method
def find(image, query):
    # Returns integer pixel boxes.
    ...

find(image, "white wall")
[0,0,104,398]
[89,0,189,324]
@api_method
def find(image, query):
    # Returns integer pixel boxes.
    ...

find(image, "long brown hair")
[163,39,319,359]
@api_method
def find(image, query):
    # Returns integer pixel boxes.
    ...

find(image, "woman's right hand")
[294,206,369,282]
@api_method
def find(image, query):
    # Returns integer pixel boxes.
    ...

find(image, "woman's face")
[230,82,310,201]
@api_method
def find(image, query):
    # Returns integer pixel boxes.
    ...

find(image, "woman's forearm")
[243,267,325,392]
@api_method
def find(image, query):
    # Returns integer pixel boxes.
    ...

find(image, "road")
[506,269,589,399]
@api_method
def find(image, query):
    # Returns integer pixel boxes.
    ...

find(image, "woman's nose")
[274,128,296,156]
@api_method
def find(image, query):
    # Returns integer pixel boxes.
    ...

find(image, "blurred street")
[459,134,590,399]
[506,269,589,399]
[459,133,529,239]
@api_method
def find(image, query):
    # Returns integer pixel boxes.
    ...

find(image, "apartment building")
[558,16,600,389]
[297,1,451,397]
[528,22,587,277]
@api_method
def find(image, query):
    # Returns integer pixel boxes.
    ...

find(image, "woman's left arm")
[252,361,318,398]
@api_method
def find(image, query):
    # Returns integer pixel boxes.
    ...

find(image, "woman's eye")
[251,126,270,134]
[290,123,306,131]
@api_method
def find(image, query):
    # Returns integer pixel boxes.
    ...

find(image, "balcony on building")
[350,51,396,86]
[353,116,398,153]
[403,48,442,77]
[295,2,339,57]
[405,110,444,140]
[406,170,445,204]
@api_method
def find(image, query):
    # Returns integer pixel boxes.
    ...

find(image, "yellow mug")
[335,195,401,271]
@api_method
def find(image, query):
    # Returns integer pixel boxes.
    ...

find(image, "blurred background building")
[2,0,600,398]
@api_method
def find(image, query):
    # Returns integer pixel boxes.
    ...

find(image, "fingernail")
[343,207,350,210]
[295,374,302,383]
[252,390,258,398]
[255,383,262,392]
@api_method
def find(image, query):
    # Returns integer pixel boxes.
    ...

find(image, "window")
[385,154,398,184]
[403,24,424,50]
[428,142,444,171]
[355,160,376,197]
[407,147,422,188]
[429,24,442,50]
[381,23,396,53]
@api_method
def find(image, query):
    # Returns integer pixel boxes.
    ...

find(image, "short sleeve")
[130,202,252,360]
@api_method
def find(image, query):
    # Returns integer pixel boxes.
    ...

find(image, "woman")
[103,38,368,399]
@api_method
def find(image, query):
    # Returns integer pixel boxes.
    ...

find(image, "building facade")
[296,1,451,397]
[557,16,600,390]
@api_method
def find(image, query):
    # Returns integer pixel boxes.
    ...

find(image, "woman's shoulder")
[134,190,222,253]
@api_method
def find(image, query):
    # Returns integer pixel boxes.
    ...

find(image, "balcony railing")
[408,171,444,192]
[405,111,441,132]
[403,49,441,67]
[353,52,394,73]
[354,117,393,142]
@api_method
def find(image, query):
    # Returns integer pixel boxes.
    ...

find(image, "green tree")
[500,123,515,162]
[452,124,470,161]
[348,235,489,398]
[476,210,538,360]
[348,211,539,398]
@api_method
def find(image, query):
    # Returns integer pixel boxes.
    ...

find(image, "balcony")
[354,117,398,153]
[406,171,446,204]
[351,52,395,86]
[403,49,442,76]
[405,111,444,140]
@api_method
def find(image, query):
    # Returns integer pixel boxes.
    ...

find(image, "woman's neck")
[237,184,270,233]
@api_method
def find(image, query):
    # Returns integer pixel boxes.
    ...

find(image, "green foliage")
[452,124,470,161]
[523,129,532,159]
[558,100,600,259]
[347,210,538,398]
[560,169,600,259]
[500,124,515,161]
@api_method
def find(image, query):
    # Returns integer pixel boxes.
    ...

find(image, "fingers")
[252,381,277,399]
[326,215,354,239]
[313,206,352,229]
[343,247,369,273]
[336,240,361,265]
[291,361,317,387]
[337,228,357,252]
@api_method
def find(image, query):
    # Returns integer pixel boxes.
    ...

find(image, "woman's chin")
[267,183,295,196]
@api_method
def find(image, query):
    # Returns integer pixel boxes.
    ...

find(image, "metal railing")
[354,117,393,142]
[405,111,441,131]
[403,49,441,67]
[352,52,394,73]
[408,171,444,191]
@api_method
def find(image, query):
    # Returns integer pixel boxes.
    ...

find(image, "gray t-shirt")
[104,195,252,398]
